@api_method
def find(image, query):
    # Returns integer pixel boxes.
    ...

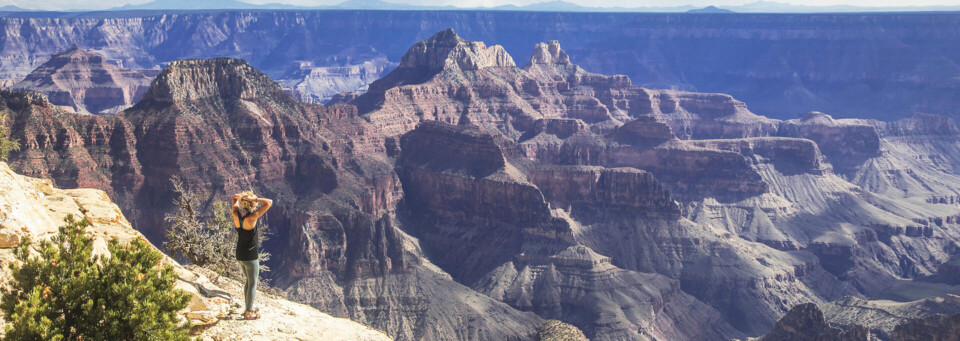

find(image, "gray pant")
[239,259,259,312]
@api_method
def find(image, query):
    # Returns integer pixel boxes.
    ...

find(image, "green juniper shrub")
[0,214,191,340]
[0,110,19,161]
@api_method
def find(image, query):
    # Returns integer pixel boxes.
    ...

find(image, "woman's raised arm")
[253,198,273,218]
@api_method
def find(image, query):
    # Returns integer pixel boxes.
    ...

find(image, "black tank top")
[235,210,259,261]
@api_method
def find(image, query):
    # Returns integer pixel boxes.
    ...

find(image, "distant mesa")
[113,0,450,11]
[0,5,27,11]
[510,1,589,12]
[687,5,736,13]
[113,0,289,10]
[335,0,414,10]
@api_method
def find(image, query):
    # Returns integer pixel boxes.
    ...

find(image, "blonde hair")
[237,190,259,210]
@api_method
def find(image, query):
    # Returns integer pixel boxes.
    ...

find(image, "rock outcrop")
[0,162,391,340]
[777,112,881,174]
[891,312,960,341]
[818,295,960,338]
[536,320,588,341]
[756,300,960,341]
[10,46,158,115]
[755,303,873,341]
[351,30,960,337]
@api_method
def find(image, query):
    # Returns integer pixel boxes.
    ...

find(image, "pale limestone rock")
[0,225,20,248]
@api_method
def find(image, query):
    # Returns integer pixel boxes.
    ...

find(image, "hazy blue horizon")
[5,0,960,12]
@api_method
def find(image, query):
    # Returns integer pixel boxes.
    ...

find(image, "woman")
[231,191,272,320]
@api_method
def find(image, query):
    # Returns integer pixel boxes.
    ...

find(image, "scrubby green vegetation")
[1,215,190,340]
[0,110,18,161]
[537,319,589,341]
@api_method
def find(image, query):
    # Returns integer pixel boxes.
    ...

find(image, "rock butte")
[5,28,960,340]
[10,46,159,115]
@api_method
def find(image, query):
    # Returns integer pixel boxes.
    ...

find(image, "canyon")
[4,26,960,340]
[0,11,959,120]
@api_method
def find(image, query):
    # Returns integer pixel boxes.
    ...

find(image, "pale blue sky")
[7,0,960,11]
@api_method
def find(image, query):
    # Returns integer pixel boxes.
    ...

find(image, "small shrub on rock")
[1,215,191,340]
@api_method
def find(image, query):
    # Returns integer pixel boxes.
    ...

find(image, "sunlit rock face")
[6,28,960,340]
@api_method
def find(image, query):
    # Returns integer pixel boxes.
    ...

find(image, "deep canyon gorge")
[2,9,960,341]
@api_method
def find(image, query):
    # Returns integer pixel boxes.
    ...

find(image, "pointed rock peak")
[140,57,286,104]
[428,27,461,45]
[529,40,570,65]
[397,28,515,73]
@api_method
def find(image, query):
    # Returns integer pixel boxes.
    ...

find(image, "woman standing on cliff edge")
[232,191,273,320]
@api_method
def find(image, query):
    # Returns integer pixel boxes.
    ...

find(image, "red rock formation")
[353,30,778,200]
[2,58,542,341]
[691,137,831,175]
[11,46,158,115]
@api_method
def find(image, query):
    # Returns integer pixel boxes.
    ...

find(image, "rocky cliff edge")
[0,162,391,341]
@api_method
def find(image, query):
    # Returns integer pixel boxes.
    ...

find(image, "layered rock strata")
[10,46,158,115]
[2,59,543,340]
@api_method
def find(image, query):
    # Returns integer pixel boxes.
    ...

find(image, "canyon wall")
[0,11,959,120]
